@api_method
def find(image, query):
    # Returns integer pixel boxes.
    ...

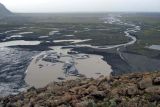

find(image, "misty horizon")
[0,0,160,13]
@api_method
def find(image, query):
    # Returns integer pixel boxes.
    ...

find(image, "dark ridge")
[0,3,13,17]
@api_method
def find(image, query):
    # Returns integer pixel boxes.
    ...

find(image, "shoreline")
[73,46,160,76]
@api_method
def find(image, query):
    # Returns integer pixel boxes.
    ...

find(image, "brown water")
[25,46,112,88]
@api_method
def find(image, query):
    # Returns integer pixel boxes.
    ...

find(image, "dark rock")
[153,77,160,85]
[57,77,66,80]
[91,91,106,99]
[28,102,34,107]
[149,95,160,102]
[27,87,36,92]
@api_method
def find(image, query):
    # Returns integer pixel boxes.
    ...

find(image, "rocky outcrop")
[1,72,160,107]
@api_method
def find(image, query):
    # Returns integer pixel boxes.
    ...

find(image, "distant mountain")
[0,3,25,23]
[0,3,13,18]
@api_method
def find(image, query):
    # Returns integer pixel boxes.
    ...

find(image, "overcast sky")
[0,0,160,13]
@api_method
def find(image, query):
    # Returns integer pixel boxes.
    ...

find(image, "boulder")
[127,85,138,96]
[27,87,36,92]
[138,78,152,90]
[85,85,97,94]
[61,93,72,102]
[145,86,160,94]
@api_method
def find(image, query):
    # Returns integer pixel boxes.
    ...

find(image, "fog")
[0,0,160,13]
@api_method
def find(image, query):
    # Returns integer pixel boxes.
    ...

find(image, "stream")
[0,15,141,96]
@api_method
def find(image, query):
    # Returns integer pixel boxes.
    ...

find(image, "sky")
[0,0,160,13]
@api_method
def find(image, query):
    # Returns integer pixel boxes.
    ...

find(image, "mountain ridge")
[0,3,13,17]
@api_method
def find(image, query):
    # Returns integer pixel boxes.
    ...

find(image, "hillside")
[0,3,12,17]
[0,3,28,24]
[1,72,160,107]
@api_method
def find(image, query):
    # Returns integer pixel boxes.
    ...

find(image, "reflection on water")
[25,46,112,88]
[0,47,38,96]
[64,35,75,37]
[53,39,91,44]
[148,45,160,50]
[18,32,33,35]
[0,40,41,47]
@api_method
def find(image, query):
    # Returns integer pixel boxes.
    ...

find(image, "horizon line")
[14,11,160,14]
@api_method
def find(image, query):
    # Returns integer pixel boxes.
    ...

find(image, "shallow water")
[49,31,59,35]
[0,39,41,96]
[64,35,75,37]
[53,39,91,44]
[18,32,33,35]
[148,45,160,50]
[25,46,112,88]
[25,15,141,88]
[0,40,41,47]
[0,47,38,96]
